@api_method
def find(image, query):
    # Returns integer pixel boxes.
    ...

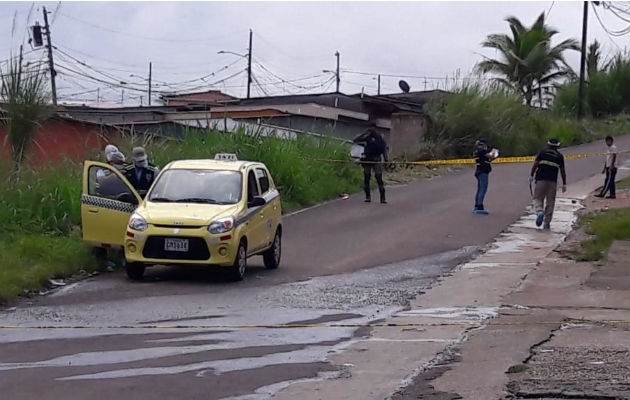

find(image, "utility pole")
[121,89,124,104]
[96,88,100,103]
[335,51,340,93]
[377,74,381,95]
[42,7,57,106]
[247,29,253,99]
[577,1,589,119]
[148,62,152,106]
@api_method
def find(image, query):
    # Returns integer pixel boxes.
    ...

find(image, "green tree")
[476,12,579,106]
[587,39,602,79]
[0,55,51,183]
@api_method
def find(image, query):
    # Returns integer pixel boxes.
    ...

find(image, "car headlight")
[208,216,234,234]
[128,213,148,232]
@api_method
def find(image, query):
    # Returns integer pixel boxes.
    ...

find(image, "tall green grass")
[426,85,628,159]
[577,208,630,261]
[554,52,630,118]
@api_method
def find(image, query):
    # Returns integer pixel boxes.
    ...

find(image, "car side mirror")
[248,196,266,208]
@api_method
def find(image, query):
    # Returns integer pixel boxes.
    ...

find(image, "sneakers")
[535,212,544,227]
[543,223,551,230]
[364,198,371,203]
[472,206,489,214]
[606,195,616,199]
[594,194,604,198]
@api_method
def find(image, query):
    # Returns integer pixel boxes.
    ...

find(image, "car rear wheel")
[263,230,281,269]
[227,240,247,281]
[126,262,145,281]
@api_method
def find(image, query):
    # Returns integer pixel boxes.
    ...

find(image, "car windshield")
[147,169,242,204]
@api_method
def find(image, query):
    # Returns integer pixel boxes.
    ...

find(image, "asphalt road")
[0,135,628,400]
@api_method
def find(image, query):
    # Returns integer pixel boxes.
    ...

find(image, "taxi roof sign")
[214,153,238,161]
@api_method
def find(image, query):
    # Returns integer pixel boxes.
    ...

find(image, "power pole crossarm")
[42,7,57,106]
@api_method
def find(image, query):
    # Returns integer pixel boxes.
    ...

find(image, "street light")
[217,50,247,58]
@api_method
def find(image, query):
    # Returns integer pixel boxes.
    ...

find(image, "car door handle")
[88,208,99,214]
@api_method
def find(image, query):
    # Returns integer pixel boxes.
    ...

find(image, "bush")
[554,52,630,118]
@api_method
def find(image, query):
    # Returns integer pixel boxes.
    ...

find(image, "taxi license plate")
[164,238,189,252]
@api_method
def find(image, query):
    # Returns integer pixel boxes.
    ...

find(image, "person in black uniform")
[353,128,389,204]
[472,138,497,214]
[529,138,567,230]
[124,146,160,198]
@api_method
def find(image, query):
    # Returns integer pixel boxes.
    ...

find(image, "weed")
[576,208,630,261]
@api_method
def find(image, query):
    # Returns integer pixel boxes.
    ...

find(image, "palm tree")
[0,52,51,184]
[477,12,580,106]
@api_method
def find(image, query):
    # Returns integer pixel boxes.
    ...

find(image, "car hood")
[138,202,241,226]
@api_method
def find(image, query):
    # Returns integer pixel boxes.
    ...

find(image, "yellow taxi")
[81,154,282,281]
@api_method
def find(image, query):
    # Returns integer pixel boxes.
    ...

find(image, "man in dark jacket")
[124,146,160,198]
[529,138,567,230]
[353,129,389,204]
[472,138,497,214]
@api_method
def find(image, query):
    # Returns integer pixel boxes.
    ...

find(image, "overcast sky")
[0,1,628,105]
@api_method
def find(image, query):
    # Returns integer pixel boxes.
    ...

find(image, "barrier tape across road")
[307,149,630,166]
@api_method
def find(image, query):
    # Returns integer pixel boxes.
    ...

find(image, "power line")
[58,11,247,44]
[592,2,630,38]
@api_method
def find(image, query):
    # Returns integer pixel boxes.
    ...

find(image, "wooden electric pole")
[335,51,340,93]
[148,62,152,106]
[577,1,589,119]
[377,74,381,95]
[247,29,253,99]
[42,6,57,106]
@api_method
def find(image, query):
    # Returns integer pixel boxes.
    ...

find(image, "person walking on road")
[353,128,389,204]
[594,135,617,199]
[124,146,160,198]
[472,138,498,214]
[529,138,567,230]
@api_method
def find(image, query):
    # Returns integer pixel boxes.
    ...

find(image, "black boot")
[379,188,386,204]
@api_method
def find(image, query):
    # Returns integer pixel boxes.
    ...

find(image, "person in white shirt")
[595,136,617,199]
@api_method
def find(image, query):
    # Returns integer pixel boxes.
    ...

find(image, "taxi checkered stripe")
[81,194,136,213]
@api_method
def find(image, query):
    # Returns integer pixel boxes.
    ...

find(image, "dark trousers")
[363,163,385,200]
[599,167,617,197]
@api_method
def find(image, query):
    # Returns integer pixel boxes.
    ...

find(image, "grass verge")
[576,207,630,261]
[0,233,96,301]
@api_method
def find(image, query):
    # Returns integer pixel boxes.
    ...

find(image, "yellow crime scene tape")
[305,149,630,166]
[0,320,628,330]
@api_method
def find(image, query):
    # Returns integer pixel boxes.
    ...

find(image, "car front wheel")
[227,240,247,281]
[126,262,145,281]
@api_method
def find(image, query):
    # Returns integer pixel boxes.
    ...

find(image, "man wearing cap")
[529,138,567,230]
[124,146,160,198]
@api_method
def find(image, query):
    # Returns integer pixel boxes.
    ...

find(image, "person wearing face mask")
[123,146,160,198]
